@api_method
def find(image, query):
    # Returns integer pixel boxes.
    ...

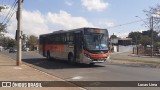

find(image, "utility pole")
[16,0,22,66]
[151,16,154,57]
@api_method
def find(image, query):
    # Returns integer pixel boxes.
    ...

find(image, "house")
[110,37,132,52]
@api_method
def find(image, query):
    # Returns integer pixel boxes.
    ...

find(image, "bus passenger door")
[74,32,82,61]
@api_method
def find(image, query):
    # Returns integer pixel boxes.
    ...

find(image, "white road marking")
[14,67,22,70]
[71,76,83,80]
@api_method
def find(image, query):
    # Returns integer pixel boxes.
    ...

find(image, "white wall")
[118,45,133,52]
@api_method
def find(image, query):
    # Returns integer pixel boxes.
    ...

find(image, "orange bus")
[39,27,110,64]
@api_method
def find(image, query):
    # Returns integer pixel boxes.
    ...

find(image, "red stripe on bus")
[40,44,64,52]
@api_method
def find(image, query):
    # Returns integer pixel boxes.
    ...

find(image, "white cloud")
[5,10,93,38]
[117,32,129,38]
[152,14,160,18]
[65,0,73,6]
[112,29,145,38]
[81,0,109,12]
[22,10,50,36]
[4,33,15,38]
[0,5,11,22]
[109,32,129,38]
[46,10,93,29]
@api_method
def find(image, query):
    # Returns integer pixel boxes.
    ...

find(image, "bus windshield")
[84,33,109,50]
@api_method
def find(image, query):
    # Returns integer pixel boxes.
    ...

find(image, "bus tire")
[90,63,95,65]
[68,53,74,63]
[47,51,51,60]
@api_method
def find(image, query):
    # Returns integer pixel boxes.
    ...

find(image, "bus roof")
[39,27,107,37]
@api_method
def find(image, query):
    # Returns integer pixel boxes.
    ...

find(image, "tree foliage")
[140,35,151,46]
[0,23,7,33]
[110,34,118,39]
[0,37,16,48]
[142,30,159,42]
[128,30,160,47]
[144,4,160,33]
[0,6,5,12]
[26,35,38,50]
[128,31,142,45]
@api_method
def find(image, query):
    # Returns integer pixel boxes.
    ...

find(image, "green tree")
[128,31,142,45]
[1,37,10,47]
[0,6,7,37]
[128,30,160,49]
[110,34,118,39]
[0,37,16,48]
[140,35,151,46]
[8,39,16,48]
[0,6,5,12]
[142,30,159,42]
[142,30,160,49]
[26,35,38,50]
[0,23,7,34]
[144,4,160,33]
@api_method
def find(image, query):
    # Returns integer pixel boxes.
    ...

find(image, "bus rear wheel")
[68,54,74,63]
[47,51,51,60]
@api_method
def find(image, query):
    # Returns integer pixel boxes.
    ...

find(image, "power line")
[5,6,17,24]
[2,0,17,23]
[2,1,18,25]
[108,18,148,29]
[0,0,12,21]
[5,0,18,24]
[1,0,17,24]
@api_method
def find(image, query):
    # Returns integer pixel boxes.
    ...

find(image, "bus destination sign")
[85,29,106,34]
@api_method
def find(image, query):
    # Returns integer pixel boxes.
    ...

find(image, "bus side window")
[54,35,57,44]
[67,33,70,42]
[70,36,73,42]
[60,34,63,44]
[69,33,73,42]
[47,36,50,44]
[64,34,67,43]
[59,34,62,43]
[57,35,60,43]
[61,34,64,43]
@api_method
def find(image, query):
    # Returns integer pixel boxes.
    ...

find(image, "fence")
[133,45,159,56]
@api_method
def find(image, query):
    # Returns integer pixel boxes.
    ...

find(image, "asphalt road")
[1,51,160,90]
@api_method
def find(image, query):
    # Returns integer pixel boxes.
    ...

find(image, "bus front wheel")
[90,63,95,65]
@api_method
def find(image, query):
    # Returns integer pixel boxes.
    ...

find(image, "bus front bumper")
[83,54,110,64]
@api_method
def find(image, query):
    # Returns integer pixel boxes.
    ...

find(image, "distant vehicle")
[9,48,17,53]
[39,27,110,65]
[0,46,3,52]
[22,48,29,52]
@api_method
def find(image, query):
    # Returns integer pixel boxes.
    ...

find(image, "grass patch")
[111,58,160,65]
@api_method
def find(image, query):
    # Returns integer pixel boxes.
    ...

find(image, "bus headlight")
[84,54,92,59]
[106,55,110,61]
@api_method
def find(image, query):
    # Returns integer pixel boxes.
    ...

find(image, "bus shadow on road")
[22,58,105,69]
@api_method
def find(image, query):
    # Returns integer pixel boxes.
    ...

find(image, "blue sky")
[1,0,160,38]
